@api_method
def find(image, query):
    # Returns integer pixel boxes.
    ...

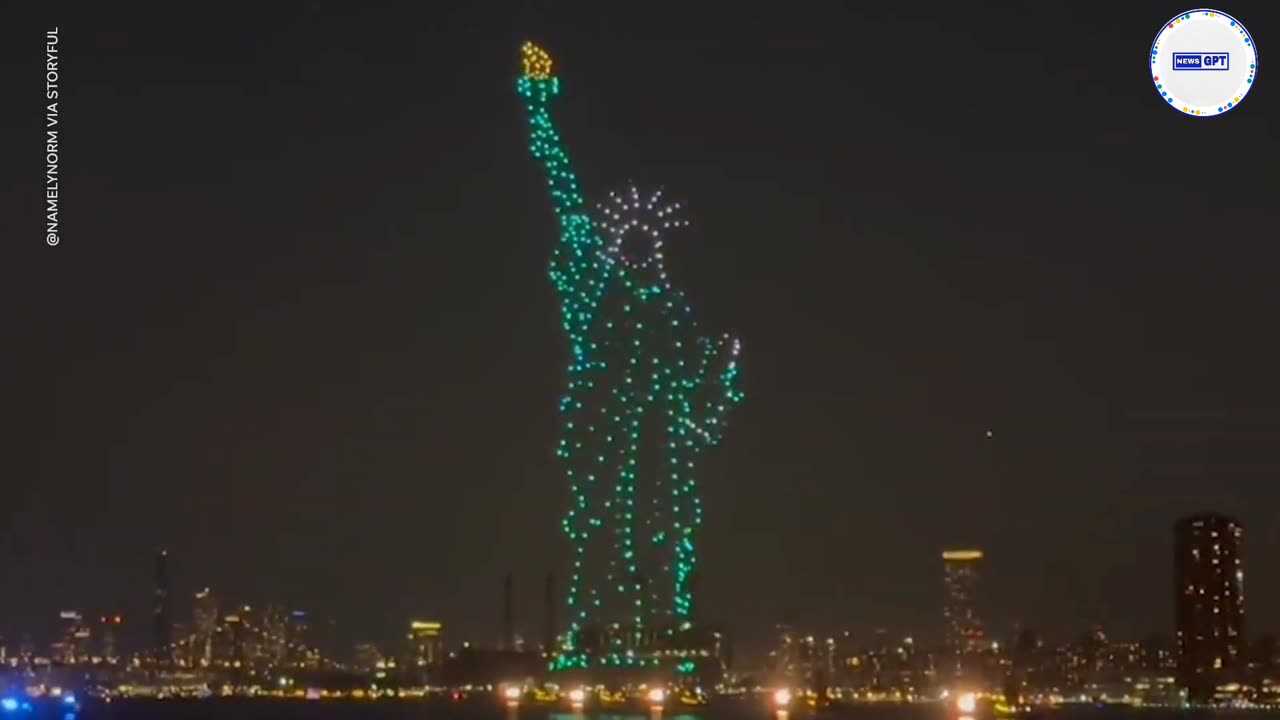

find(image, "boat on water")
[949,692,1036,720]
[993,699,1035,717]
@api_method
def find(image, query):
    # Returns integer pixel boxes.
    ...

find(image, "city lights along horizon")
[515,42,745,671]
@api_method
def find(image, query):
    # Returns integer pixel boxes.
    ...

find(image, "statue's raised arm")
[516,42,605,334]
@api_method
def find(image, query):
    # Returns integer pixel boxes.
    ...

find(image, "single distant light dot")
[985,430,994,439]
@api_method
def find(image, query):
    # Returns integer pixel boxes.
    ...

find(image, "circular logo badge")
[1151,9,1257,116]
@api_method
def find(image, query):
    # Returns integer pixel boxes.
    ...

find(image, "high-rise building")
[408,621,444,667]
[223,612,240,665]
[231,605,265,664]
[543,574,556,655]
[51,611,89,664]
[1174,512,1244,701]
[770,624,826,684]
[287,610,313,667]
[99,615,123,663]
[153,549,172,658]
[353,642,383,673]
[192,588,217,666]
[262,605,288,664]
[502,573,514,651]
[770,624,796,676]
[942,549,984,659]
[220,608,250,666]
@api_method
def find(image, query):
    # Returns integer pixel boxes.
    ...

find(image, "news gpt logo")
[1151,9,1257,116]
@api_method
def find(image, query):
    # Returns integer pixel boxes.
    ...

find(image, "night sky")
[5,1,1280,662]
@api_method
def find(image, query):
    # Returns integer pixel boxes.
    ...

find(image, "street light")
[648,687,666,706]
[774,688,792,708]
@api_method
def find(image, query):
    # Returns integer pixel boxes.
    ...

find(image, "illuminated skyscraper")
[221,610,246,665]
[236,605,266,664]
[1174,513,1244,701]
[287,610,313,667]
[153,549,172,658]
[353,642,383,673]
[99,615,123,663]
[942,549,984,657]
[193,588,217,665]
[770,624,800,678]
[52,611,89,664]
[408,621,444,667]
[263,605,288,664]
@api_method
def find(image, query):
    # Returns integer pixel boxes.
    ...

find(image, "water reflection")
[546,715,700,720]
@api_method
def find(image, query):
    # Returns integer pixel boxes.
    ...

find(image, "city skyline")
[1,516,1268,668]
[7,0,1280,666]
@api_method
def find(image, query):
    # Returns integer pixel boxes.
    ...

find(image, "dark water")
[36,702,1280,720]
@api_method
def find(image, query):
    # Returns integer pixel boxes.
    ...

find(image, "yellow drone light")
[521,41,553,80]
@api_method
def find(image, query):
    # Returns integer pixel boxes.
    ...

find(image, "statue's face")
[610,227,665,282]
[596,186,686,291]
